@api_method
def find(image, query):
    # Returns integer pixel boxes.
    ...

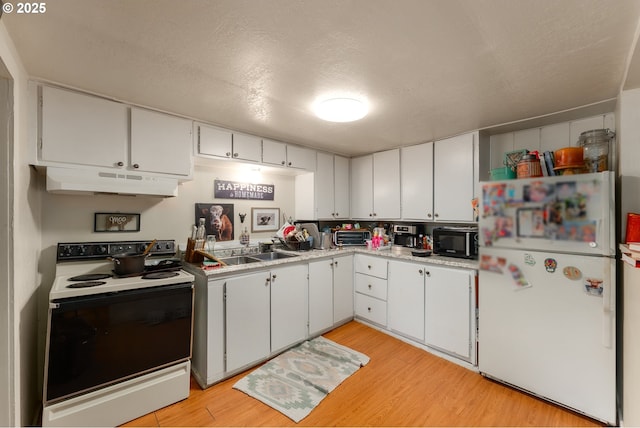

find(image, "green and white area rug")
[233,336,370,423]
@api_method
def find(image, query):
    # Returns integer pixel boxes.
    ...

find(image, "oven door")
[44,282,193,404]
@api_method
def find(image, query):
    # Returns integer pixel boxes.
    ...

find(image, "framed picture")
[251,208,280,232]
[195,203,235,241]
[94,213,140,232]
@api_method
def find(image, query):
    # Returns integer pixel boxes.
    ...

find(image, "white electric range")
[42,240,195,427]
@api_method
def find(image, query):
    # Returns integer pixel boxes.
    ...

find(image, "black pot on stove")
[108,252,149,276]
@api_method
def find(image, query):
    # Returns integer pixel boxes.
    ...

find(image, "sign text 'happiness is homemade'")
[214,180,275,200]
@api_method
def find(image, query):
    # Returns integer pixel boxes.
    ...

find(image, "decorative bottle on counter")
[240,227,250,246]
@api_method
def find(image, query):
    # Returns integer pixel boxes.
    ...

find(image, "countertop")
[184,245,479,277]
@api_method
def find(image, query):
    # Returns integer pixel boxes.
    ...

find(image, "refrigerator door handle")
[601,263,614,348]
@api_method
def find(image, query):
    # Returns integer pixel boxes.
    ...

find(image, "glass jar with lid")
[578,129,615,172]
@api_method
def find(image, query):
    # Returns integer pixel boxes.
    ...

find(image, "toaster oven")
[333,230,371,246]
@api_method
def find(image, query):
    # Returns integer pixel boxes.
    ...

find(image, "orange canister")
[517,154,543,178]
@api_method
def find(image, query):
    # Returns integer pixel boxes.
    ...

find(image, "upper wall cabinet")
[40,85,128,169]
[263,139,316,171]
[401,142,434,220]
[433,133,476,222]
[315,152,350,219]
[37,85,193,178]
[351,149,401,219]
[130,107,193,176]
[195,123,262,163]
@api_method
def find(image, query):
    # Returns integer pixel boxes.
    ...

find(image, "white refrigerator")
[478,171,616,424]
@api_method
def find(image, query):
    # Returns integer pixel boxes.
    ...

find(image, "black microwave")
[433,227,478,259]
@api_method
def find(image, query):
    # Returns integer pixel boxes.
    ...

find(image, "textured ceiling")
[4,0,640,156]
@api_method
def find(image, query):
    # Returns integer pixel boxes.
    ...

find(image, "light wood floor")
[123,321,602,427]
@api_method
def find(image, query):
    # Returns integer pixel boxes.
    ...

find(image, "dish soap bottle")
[240,227,250,246]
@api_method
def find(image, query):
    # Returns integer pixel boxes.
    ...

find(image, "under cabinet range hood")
[45,166,179,197]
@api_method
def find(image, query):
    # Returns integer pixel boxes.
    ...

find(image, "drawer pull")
[367,307,372,312]
[368,265,372,269]
[368,284,372,289]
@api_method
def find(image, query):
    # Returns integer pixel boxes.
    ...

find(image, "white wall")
[0,21,42,427]
[618,87,640,428]
[619,88,640,239]
[39,164,296,284]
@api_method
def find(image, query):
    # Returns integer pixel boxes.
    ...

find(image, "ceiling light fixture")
[314,97,368,122]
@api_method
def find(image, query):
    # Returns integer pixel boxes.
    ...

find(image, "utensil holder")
[185,238,205,263]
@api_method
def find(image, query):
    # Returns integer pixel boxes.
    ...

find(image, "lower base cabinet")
[425,265,475,361]
[226,272,271,373]
[388,260,426,342]
[308,255,355,336]
[270,264,308,353]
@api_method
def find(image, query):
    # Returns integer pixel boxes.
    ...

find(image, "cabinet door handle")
[369,213,373,217]
[419,269,423,275]
[233,153,238,158]
[330,262,334,267]
[335,212,339,217]
[272,274,277,281]
[368,284,372,289]
[133,163,139,169]
[367,265,372,269]
[288,161,292,166]
[367,307,372,312]
[116,161,124,167]
[281,160,286,165]
[427,213,432,218]
[434,213,439,218]
[425,271,431,277]
[265,277,271,285]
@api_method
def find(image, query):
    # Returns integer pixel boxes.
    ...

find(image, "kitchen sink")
[219,256,262,266]
[250,252,300,261]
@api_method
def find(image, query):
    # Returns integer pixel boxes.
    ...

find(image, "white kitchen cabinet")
[350,155,374,219]
[355,254,388,279]
[373,149,401,218]
[196,123,262,163]
[287,145,317,170]
[270,264,308,352]
[401,142,434,220]
[351,149,400,219]
[40,85,128,169]
[334,155,351,219]
[308,255,354,336]
[354,255,388,326]
[262,138,316,170]
[191,277,225,388]
[425,265,475,362]
[130,107,193,176]
[308,259,334,335]
[262,138,287,166]
[332,255,354,324]
[225,272,271,373]
[433,133,475,222]
[388,260,426,342]
[316,152,350,219]
[39,85,193,178]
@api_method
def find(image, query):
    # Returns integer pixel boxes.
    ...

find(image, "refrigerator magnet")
[584,278,604,296]
[508,264,531,290]
[544,258,557,273]
[524,253,536,266]
[562,266,582,280]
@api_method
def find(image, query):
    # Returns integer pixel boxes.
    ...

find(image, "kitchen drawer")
[355,293,387,326]
[355,255,388,279]
[355,273,388,300]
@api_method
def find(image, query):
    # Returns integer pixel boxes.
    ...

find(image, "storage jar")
[578,129,614,173]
